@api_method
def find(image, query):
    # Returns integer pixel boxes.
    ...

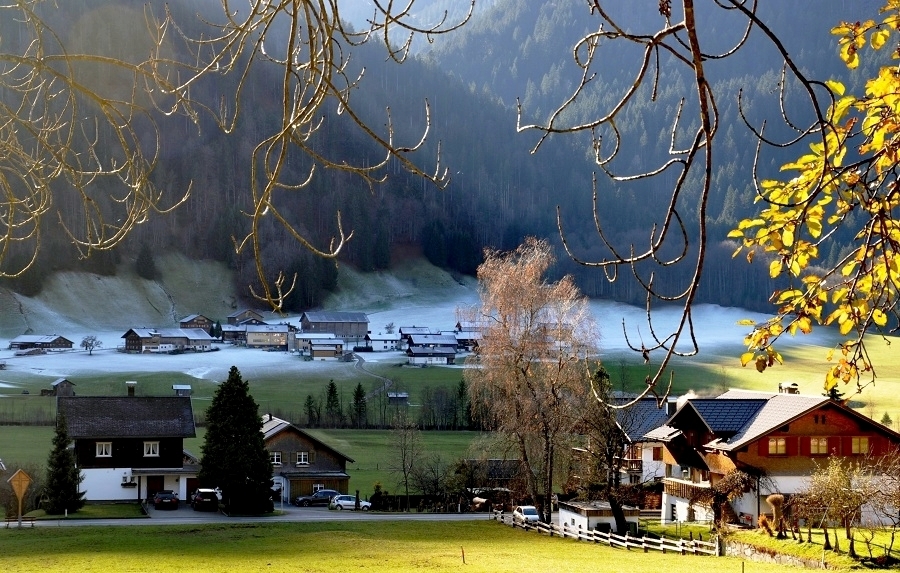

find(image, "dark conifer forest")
[0,0,884,312]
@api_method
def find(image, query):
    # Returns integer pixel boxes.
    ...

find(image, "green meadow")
[0,520,798,573]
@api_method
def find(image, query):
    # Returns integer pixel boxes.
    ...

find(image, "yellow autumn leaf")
[873,308,888,326]
[782,226,795,247]
[769,259,783,278]
[740,352,755,367]
[825,79,846,96]
[871,28,890,50]
[736,319,756,326]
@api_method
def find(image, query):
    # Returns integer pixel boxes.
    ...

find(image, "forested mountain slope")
[0,1,885,315]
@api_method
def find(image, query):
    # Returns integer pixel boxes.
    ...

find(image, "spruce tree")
[44,414,85,514]
[135,243,158,280]
[199,366,273,514]
[352,383,367,428]
[325,380,343,427]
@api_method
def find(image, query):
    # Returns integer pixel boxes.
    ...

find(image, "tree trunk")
[608,494,628,534]
[541,434,554,523]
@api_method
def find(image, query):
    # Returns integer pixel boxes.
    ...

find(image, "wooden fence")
[489,511,719,557]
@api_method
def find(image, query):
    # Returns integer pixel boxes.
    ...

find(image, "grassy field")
[0,520,800,573]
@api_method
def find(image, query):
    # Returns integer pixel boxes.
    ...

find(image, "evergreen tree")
[199,366,273,514]
[324,380,343,428]
[304,394,320,427]
[351,383,367,428]
[135,243,158,280]
[44,414,85,515]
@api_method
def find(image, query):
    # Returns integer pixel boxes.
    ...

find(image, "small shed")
[558,500,641,533]
[172,385,192,397]
[52,378,76,397]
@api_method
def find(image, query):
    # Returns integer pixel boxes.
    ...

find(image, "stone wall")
[723,539,829,569]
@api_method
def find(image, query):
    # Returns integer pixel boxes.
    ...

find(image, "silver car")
[512,505,540,524]
[331,494,371,511]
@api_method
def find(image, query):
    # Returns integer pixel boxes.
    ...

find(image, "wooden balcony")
[662,477,710,501]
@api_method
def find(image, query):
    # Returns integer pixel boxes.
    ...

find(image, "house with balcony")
[646,387,900,526]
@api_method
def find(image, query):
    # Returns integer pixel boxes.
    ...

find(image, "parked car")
[153,490,179,510]
[191,489,220,511]
[330,495,371,511]
[292,489,340,507]
[512,505,540,524]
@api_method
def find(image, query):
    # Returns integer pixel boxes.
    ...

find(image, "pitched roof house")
[648,388,900,526]
[261,415,354,501]
[300,311,368,342]
[8,334,73,351]
[57,392,197,502]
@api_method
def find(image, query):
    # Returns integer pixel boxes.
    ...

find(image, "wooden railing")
[489,511,718,557]
[663,477,710,501]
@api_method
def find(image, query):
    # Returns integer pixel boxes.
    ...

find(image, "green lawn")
[0,520,797,573]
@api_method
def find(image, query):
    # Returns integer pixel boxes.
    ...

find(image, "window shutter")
[786,436,798,456]
[759,439,769,457]
[842,436,853,455]
[799,436,810,457]
[828,436,841,455]
[309,451,316,464]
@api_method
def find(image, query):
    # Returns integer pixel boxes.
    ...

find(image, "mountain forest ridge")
[0,0,887,317]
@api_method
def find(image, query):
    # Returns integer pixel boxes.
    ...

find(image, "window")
[852,437,869,455]
[768,437,786,455]
[143,441,159,457]
[96,442,112,457]
[652,447,663,461]
[313,483,325,492]
[296,451,309,465]
[270,451,282,466]
[810,437,828,455]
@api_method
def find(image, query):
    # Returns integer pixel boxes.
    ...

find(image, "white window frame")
[96,442,112,457]
[313,483,325,492]
[296,451,309,465]
[810,437,828,455]
[143,441,160,457]
[270,451,282,466]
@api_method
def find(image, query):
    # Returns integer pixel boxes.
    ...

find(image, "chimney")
[126,380,136,397]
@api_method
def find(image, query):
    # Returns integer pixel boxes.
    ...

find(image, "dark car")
[292,489,339,507]
[191,489,220,511]
[153,490,179,510]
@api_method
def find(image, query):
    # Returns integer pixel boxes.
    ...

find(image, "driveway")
[29,503,494,527]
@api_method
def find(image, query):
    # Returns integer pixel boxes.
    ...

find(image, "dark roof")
[687,399,767,435]
[616,398,674,442]
[261,415,355,463]
[228,308,263,318]
[301,311,368,323]
[58,397,195,439]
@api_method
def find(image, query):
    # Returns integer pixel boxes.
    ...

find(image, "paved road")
[20,504,493,528]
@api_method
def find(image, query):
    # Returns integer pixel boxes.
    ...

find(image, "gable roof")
[261,415,355,463]
[616,398,675,443]
[685,398,768,436]
[9,334,73,344]
[58,396,195,439]
[301,311,368,323]
[228,308,264,319]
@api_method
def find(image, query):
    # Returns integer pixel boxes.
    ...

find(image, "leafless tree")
[389,414,422,512]
[80,336,102,356]
[465,237,597,523]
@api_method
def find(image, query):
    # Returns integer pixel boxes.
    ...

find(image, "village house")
[300,311,368,344]
[245,323,295,351]
[57,384,198,503]
[121,328,216,353]
[364,332,402,351]
[407,333,458,350]
[647,387,900,526]
[227,308,265,326]
[559,500,641,533]
[398,326,434,347]
[262,415,354,501]
[406,346,456,365]
[8,334,73,351]
[178,314,213,331]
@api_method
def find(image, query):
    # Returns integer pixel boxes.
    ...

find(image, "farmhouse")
[121,328,216,353]
[300,311,368,343]
[8,334,73,351]
[178,314,213,331]
[408,333,458,350]
[262,415,354,501]
[57,388,197,502]
[245,323,294,351]
[364,332,402,351]
[648,387,900,526]
[406,346,456,365]
[227,308,264,325]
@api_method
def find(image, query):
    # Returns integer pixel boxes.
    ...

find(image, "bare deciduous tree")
[390,414,421,512]
[465,237,597,523]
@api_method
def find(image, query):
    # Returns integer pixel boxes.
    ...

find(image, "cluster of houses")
[34,372,900,536]
[560,381,900,532]
[6,311,483,366]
